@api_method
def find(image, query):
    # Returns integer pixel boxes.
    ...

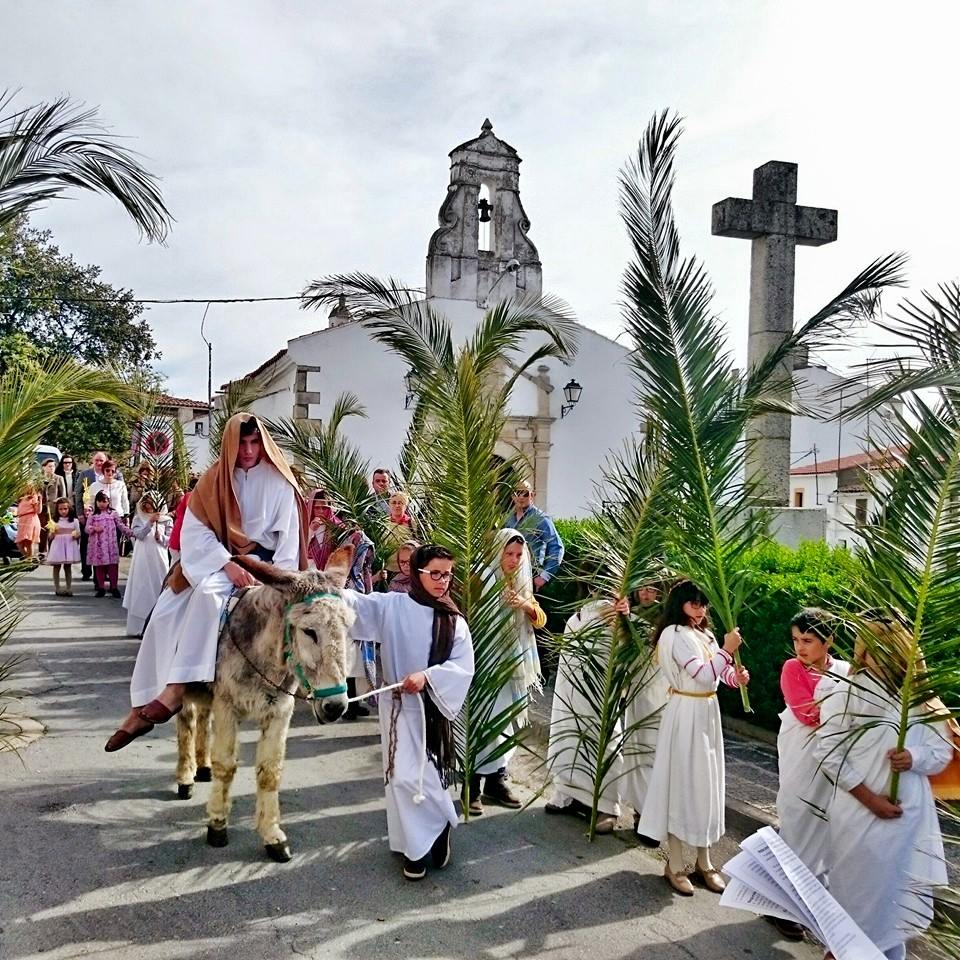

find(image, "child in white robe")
[769,608,849,941]
[122,493,172,637]
[814,619,951,960]
[343,544,474,881]
[636,580,749,896]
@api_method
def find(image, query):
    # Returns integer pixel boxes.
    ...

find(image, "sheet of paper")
[750,827,885,960]
[720,877,808,926]
[722,850,823,937]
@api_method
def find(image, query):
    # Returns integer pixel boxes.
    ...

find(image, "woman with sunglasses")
[342,544,475,882]
[636,580,749,896]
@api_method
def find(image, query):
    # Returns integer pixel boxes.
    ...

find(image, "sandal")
[104,719,154,752]
[138,699,183,724]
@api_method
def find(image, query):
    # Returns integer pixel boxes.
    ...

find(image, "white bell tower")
[426,119,542,306]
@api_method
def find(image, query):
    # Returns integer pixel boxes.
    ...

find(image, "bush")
[542,528,861,732]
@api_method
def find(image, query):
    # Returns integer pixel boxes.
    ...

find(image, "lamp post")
[561,378,583,418]
[404,369,421,410]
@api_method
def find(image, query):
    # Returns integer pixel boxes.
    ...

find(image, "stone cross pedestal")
[712,161,837,506]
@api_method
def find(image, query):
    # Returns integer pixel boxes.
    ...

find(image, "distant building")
[154,393,210,469]
[790,447,905,547]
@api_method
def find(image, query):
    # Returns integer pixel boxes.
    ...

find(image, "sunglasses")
[418,569,454,582]
[513,490,531,498]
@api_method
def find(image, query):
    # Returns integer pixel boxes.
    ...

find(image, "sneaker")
[431,823,452,869]
[402,855,428,881]
[110,589,122,599]
[95,589,106,598]
[482,770,522,809]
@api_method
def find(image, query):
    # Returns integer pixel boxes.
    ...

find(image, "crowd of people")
[27,419,949,958]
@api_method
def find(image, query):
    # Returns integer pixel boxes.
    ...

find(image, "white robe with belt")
[636,624,733,846]
[129,461,301,705]
[123,514,172,637]
[547,600,623,817]
[343,591,474,862]
[814,674,950,954]
[621,650,670,815]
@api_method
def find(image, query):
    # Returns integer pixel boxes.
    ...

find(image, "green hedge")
[540,522,860,731]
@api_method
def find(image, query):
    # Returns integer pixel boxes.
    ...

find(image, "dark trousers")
[94,563,119,591]
[80,527,92,578]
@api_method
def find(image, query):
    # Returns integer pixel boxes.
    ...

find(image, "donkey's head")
[235,547,356,724]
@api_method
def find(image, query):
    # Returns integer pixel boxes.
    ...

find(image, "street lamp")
[561,378,583,418]
[404,369,421,409]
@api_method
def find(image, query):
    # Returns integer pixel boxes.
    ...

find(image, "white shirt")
[89,479,129,517]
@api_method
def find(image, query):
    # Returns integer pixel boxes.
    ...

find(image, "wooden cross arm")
[712,197,838,246]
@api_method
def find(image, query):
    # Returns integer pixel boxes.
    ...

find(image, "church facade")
[229,120,888,525]
[233,120,639,518]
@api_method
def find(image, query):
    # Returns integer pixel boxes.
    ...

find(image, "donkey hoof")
[265,841,292,863]
[195,766,212,782]
[177,783,193,800]
[206,825,229,848]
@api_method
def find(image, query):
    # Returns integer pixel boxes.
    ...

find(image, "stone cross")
[712,161,837,506]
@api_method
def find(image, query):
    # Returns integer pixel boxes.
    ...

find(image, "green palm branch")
[549,438,668,838]
[302,273,578,814]
[619,111,905,711]
[0,90,172,242]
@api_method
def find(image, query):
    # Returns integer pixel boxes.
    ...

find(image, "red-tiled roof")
[790,447,906,476]
[156,393,210,410]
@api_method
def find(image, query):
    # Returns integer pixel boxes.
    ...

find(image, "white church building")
[228,120,890,522]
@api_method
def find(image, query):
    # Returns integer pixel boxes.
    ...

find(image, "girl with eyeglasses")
[341,544,475,882]
[636,580,749,897]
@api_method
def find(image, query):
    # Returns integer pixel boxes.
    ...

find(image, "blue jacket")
[503,504,564,582]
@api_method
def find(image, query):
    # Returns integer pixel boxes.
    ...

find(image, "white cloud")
[7,0,959,396]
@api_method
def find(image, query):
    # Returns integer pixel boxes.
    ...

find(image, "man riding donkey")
[105,413,307,750]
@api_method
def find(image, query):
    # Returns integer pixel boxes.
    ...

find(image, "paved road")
[0,566,819,960]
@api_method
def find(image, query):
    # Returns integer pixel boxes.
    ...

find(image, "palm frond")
[0,90,172,242]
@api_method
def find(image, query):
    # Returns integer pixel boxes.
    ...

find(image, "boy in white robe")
[343,544,474,881]
[814,622,951,960]
[105,414,306,751]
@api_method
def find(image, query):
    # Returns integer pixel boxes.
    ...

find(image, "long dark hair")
[653,580,710,644]
[407,544,460,780]
[53,497,76,522]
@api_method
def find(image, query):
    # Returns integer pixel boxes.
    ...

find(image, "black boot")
[481,768,522,809]
[345,678,370,719]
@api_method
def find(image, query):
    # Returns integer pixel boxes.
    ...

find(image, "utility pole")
[200,302,213,436]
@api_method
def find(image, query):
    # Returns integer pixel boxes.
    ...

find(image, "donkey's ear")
[233,554,299,586]
[325,544,355,588]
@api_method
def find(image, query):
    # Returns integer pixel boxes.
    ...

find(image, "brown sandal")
[664,865,694,896]
[104,720,154,752]
[138,699,183,724]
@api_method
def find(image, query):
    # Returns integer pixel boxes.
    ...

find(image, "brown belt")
[668,687,716,698]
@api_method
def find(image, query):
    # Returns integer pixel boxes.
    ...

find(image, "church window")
[477,183,494,252]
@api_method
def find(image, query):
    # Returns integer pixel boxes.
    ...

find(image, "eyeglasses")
[418,569,454,582]
[399,559,411,569]
[513,490,530,498]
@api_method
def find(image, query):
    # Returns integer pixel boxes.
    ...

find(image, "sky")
[6,1,960,400]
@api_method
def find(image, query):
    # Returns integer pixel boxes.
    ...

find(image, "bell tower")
[426,119,542,306]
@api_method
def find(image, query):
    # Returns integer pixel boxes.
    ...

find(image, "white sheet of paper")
[719,877,808,926]
[748,828,885,960]
[722,850,822,937]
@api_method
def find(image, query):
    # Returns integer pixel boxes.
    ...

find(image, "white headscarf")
[494,527,542,697]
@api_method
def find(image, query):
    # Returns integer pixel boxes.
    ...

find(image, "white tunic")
[814,674,950,953]
[775,658,850,877]
[344,591,474,861]
[637,624,734,846]
[621,651,670,815]
[129,461,301,706]
[547,600,622,817]
[122,515,172,637]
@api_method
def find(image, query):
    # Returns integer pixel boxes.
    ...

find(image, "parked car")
[34,444,63,468]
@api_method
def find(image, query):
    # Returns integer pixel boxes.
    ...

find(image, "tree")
[0,90,172,241]
[0,217,160,457]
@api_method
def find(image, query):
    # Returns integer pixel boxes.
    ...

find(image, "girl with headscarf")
[341,544,474,881]
[106,414,306,752]
[122,491,172,637]
[306,488,344,571]
[388,539,421,594]
[466,529,545,815]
